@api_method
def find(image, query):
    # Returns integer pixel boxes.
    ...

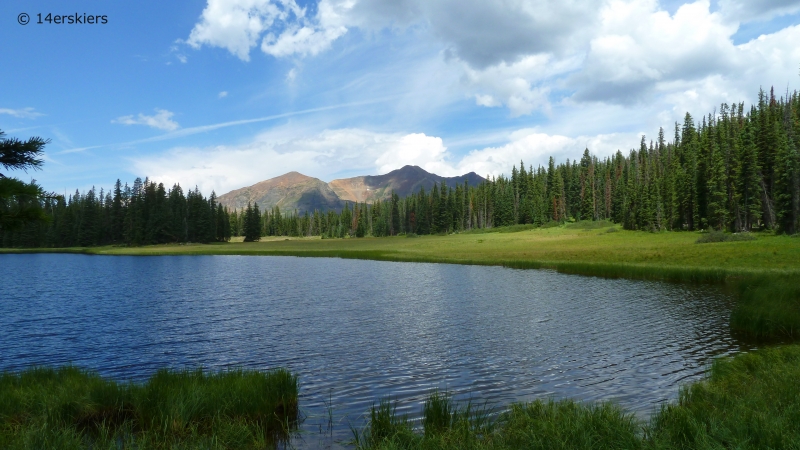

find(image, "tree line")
[2,87,798,247]
[1,178,232,247]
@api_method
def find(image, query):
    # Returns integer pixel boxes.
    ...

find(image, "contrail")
[57,96,399,154]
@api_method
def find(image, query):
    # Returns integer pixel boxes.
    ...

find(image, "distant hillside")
[217,172,344,213]
[217,166,485,214]
[329,165,485,204]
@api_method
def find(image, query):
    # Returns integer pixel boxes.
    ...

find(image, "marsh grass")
[353,346,800,449]
[353,393,640,450]
[0,366,298,449]
[730,277,800,339]
[646,345,800,449]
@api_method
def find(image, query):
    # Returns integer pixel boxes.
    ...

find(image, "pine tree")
[707,141,729,230]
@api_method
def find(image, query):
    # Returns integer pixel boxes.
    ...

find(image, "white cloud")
[285,67,297,83]
[453,130,641,178]
[186,0,299,61]
[0,107,44,119]
[186,0,348,60]
[460,54,575,116]
[719,0,800,22]
[112,109,180,131]
[373,133,451,175]
[218,91,228,98]
[343,0,600,67]
[182,0,800,120]
[571,0,738,104]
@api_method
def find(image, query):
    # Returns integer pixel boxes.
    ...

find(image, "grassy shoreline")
[0,367,298,449]
[3,346,799,449]
[4,225,800,282]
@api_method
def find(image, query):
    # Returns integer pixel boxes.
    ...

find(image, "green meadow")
[6,223,799,281]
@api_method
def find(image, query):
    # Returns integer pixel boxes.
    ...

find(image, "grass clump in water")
[0,366,298,449]
[646,345,800,448]
[730,277,800,339]
[354,346,800,449]
[353,392,639,450]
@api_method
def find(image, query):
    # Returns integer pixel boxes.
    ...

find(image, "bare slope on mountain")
[329,165,485,203]
[217,172,344,214]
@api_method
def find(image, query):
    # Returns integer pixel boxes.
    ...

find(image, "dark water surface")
[1,254,745,447]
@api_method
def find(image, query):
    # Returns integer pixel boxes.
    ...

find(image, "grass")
[0,366,298,449]
[730,276,800,340]
[696,230,757,244]
[4,346,799,449]
[646,344,800,449]
[5,226,799,283]
[352,346,800,449]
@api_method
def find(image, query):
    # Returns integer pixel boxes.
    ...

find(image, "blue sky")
[2,0,799,196]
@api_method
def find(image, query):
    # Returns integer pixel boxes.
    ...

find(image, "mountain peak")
[218,167,485,213]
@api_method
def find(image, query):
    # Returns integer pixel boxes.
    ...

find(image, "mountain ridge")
[217,165,485,214]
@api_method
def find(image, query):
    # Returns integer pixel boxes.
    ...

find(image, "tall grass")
[646,345,800,448]
[353,393,640,450]
[730,277,800,339]
[0,366,298,449]
[353,346,800,449]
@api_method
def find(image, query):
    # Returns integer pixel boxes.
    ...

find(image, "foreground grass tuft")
[0,366,298,449]
[646,345,800,449]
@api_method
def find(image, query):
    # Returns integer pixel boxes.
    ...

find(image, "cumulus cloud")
[260,0,348,58]
[183,0,800,119]
[186,0,292,61]
[342,0,598,67]
[572,0,738,103]
[0,107,44,119]
[718,0,800,22]
[453,130,642,178]
[218,91,228,98]
[460,54,573,116]
[186,0,347,61]
[185,0,599,64]
[113,109,180,131]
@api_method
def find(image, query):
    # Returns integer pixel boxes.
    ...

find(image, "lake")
[0,253,746,448]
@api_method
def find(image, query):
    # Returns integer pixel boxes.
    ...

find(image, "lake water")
[0,254,746,448]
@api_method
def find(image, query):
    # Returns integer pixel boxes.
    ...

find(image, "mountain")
[217,171,344,213]
[217,166,485,214]
[329,165,485,204]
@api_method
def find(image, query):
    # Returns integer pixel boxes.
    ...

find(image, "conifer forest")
[3,87,799,248]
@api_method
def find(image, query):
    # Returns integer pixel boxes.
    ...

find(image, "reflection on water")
[0,254,745,448]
